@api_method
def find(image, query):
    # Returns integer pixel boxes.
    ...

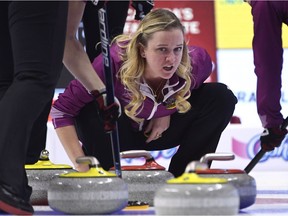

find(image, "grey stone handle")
[120,150,153,160]
[185,161,208,173]
[39,149,49,160]
[76,156,100,167]
[200,153,235,164]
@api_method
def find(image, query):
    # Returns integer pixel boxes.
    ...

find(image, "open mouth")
[163,66,173,71]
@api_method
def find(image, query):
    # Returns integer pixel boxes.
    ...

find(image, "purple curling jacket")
[250,1,288,127]
[51,44,212,131]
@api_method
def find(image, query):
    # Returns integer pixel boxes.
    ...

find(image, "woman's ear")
[139,44,146,58]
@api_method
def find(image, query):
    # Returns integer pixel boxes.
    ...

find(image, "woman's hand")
[144,115,170,143]
[74,163,90,172]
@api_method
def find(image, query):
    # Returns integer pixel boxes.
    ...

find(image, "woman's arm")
[55,125,89,172]
[64,1,105,92]
[54,2,108,171]
[189,46,213,89]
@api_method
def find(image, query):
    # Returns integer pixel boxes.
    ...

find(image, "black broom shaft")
[244,116,288,174]
[98,6,122,178]
[244,149,265,174]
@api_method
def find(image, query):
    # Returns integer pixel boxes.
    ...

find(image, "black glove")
[260,127,287,151]
[90,90,121,132]
[131,0,154,20]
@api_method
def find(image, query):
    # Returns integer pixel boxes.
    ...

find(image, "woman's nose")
[165,52,175,62]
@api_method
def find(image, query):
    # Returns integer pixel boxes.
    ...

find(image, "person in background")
[0,2,68,215]
[82,0,130,62]
[245,0,288,151]
[24,0,130,165]
[51,8,237,177]
[24,0,130,164]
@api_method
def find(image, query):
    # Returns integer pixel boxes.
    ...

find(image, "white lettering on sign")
[124,7,200,35]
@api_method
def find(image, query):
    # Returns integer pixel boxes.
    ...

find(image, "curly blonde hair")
[114,9,193,123]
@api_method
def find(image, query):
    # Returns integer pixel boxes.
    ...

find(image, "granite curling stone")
[112,150,174,206]
[197,153,257,209]
[25,149,73,205]
[48,156,128,215]
[154,161,240,215]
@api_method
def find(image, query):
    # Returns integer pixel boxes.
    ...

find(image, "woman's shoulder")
[188,45,209,55]
[188,45,211,63]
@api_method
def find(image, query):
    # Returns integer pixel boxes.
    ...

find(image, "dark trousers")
[82,0,130,61]
[76,83,237,177]
[0,1,68,200]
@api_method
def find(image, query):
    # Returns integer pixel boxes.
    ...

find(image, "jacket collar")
[139,73,186,101]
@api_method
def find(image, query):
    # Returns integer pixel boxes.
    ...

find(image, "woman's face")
[141,28,184,81]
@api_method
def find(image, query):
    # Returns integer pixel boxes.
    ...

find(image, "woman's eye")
[159,48,167,52]
[175,47,183,52]
[157,47,182,54]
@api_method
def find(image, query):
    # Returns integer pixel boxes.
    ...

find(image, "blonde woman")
[51,8,237,177]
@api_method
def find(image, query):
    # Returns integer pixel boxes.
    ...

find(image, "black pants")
[23,0,129,163]
[76,83,237,177]
[0,1,68,200]
[83,0,130,61]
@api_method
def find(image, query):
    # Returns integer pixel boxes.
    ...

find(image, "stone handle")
[120,150,153,160]
[76,156,100,167]
[200,153,235,164]
[185,161,208,173]
[39,149,50,161]
[119,150,165,170]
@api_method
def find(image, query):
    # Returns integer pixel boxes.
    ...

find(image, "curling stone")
[197,153,257,209]
[111,150,174,206]
[48,156,128,215]
[25,150,73,205]
[154,161,240,215]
